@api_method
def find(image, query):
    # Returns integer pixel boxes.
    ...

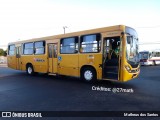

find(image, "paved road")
[0,65,160,119]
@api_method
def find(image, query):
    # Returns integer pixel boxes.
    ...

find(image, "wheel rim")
[28,67,32,74]
[84,70,93,81]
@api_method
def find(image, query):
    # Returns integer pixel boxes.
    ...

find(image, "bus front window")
[126,36,139,67]
[139,52,149,60]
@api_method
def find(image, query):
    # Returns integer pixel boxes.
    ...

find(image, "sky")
[0,0,160,51]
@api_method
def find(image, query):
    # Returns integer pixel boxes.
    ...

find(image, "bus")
[139,50,160,66]
[7,25,140,82]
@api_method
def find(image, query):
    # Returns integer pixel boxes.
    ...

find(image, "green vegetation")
[0,48,7,56]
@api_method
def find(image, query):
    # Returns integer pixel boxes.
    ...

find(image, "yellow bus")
[7,25,140,82]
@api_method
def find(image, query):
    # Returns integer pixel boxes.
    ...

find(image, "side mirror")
[127,36,131,44]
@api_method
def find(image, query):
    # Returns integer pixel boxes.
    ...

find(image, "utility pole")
[63,26,68,34]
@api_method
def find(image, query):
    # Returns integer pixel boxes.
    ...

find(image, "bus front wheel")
[81,67,97,82]
[26,64,35,75]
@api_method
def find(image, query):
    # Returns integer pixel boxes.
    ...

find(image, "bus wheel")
[26,64,35,75]
[152,61,156,66]
[81,67,97,82]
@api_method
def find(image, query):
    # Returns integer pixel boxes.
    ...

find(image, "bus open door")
[103,36,122,81]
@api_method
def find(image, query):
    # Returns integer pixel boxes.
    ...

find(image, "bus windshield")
[126,36,139,66]
[139,52,149,59]
[125,27,139,67]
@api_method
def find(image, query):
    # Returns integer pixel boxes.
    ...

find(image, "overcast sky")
[0,0,160,51]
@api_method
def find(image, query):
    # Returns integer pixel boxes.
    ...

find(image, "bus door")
[48,44,58,73]
[103,37,121,80]
[16,46,21,70]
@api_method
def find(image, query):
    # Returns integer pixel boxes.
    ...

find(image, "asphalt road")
[0,65,160,119]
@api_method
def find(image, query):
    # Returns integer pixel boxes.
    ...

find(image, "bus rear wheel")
[152,61,156,66]
[26,64,35,75]
[81,67,97,82]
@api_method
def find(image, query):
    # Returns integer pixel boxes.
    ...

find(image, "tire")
[26,64,35,75]
[81,67,97,82]
[152,61,156,66]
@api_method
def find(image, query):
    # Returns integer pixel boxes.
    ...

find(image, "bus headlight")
[125,65,132,73]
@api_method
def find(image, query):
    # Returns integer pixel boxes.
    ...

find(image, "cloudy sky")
[0,0,160,51]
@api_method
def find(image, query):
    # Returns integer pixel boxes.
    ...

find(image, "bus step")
[106,72,117,74]
[104,72,118,80]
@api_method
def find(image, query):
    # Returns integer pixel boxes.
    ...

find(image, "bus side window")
[53,45,57,58]
[80,34,101,53]
[60,37,78,54]
[35,41,45,55]
[49,45,53,58]
[8,45,15,56]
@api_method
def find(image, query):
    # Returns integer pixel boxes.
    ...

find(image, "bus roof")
[8,25,129,45]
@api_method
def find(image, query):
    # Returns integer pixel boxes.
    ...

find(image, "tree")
[0,49,3,56]
[3,50,7,56]
[0,48,7,56]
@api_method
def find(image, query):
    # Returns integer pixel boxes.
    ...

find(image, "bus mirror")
[127,36,131,44]
[127,36,133,45]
